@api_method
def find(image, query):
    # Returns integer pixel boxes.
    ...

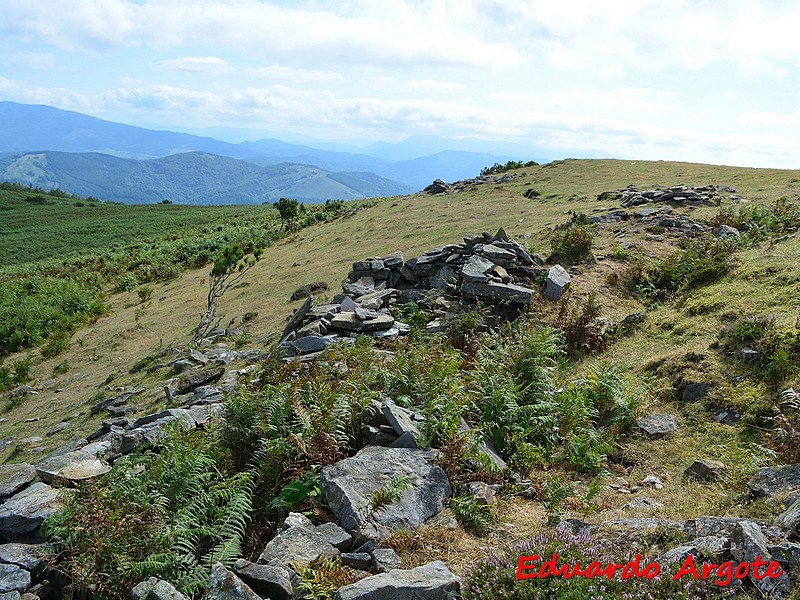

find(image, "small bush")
[290,281,328,301]
[137,285,154,304]
[548,214,594,264]
[709,196,800,241]
[619,236,735,301]
[115,272,139,292]
[480,160,538,176]
[450,495,494,535]
[53,360,70,375]
[40,331,70,358]
[556,292,607,357]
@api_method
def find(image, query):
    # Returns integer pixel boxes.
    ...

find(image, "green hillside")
[0,150,412,204]
[4,159,800,598]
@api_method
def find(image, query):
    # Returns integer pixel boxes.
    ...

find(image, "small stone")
[636,414,678,437]
[543,265,570,301]
[232,560,292,600]
[684,459,726,481]
[0,466,36,500]
[132,577,187,600]
[641,475,663,490]
[682,382,710,403]
[371,547,402,572]
[340,552,372,571]
[206,563,260,600]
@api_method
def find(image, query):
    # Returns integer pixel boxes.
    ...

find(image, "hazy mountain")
[0,102,549,196]
[0,151,411,204]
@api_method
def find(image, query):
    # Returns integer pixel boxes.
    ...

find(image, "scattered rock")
[749,464,800,498]
[258,513,338,566]
[543,265,570,301]
[0,564,29,594]
[641,475,663,490]
[35,451,110,486]
[206,563,260,600]
[636,414,678,437]
[334,560,460,600]
[684,459,726,482]
[0,544,45,573]
[0,483,62,538]
[0,467,36,500]
[370,547,402,573]
[465,481,495,506]
[730,521,790,598]
[132,577,187,600]
[712,224,741,239]
[774,497,800,537]
[232,560,293,600]
[340,552,372,571]
[682,382,710,403]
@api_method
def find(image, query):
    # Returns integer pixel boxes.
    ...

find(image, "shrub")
[709,197,800,241]
[556,292,607,357]
[548,214,594,264]
[450,495,494,535]
[137,285,154,304]
[719,315,800,389]
[620,236,735,302]
[480,160,538,176]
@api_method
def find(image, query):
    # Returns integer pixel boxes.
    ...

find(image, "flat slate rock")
[0,466,36,500]
[748,463,800,498]
[0,543,47,572]
[460,281,533,304]
[176,367,225,394]
[322,446,451,539]
[730,521,791,598]
[636,413,678,436]
[0,482,62,536]
[334,560,460,600]
[35,451,110,485]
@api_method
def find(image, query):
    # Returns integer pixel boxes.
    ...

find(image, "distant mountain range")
[0,101,547,203]
[0,151,409,204]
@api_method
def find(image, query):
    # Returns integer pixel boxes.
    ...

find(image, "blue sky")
[2,0,800,166]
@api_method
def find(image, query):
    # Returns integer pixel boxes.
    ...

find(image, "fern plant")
[450,495,494,535]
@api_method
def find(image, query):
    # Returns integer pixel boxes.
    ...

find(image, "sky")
[2,0,800,167]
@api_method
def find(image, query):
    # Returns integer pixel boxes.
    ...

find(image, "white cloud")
[158,56,230,73]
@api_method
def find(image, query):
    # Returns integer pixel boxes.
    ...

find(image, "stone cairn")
[278,227,571,358]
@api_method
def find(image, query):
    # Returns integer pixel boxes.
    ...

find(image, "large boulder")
[322,447,451,539]
[0,543,46,573]
[334,560,460,600]
[636,413,678,437]
[35,451,110,485]
[0,483,62,538]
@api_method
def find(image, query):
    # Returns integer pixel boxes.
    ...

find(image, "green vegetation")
[0,184,372,356]
[43,429,253,597]
[547,213,594,264]
[480,160,539,176]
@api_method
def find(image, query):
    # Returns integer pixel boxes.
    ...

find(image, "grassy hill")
[4,158,800,596]
[0,151,411,204]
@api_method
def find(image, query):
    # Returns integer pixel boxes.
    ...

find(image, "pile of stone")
[598,184,736,208]
[587,204,706,237]
[422,172,517,196]
[279,228,565,357]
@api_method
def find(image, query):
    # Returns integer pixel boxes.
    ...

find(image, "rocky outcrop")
[748,463,800,498]
[321,447,451,539]
[279,228,544,356]
[598,184,734,208]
